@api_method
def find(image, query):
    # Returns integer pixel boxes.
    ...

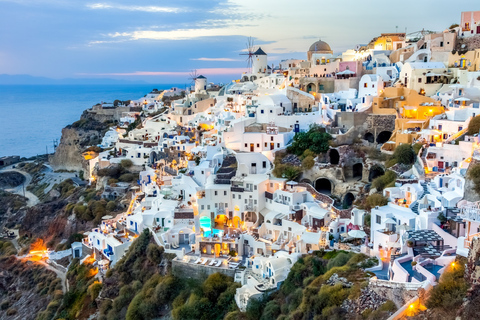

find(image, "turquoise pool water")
[203,228,224,238]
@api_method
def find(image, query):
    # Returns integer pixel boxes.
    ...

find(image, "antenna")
[239,37,255,73]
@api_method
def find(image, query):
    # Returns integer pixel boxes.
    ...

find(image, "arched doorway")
[315,178,332,195]
[364,132,374,143]
[353,163,363,179]
[369,165,385,182]
[301,179,312,185]
[149,151,158,165]
[376,131,392,144]
[329,149,340,165]
[343,193,355,208]
[306,83,316,93]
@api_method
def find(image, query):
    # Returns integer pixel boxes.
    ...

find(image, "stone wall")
[368,279,420,309]
[335,111,370,130]
[172,259,236,280]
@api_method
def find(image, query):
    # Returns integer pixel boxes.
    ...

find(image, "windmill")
[239,37,255,73]
[187,69,199,91]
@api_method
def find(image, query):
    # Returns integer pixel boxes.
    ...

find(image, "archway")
[353,163,363,179]
[329,149,340,165]
[301,179,313,186]
[376,131,392,144]
[343,193,355,208]
[315,178,332,195]
[250,76,257,81]
[306,83,316,93]
[364,132,374,143]
[369,165,385,182]
[149,151,158,165]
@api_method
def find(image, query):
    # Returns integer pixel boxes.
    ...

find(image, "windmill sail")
[239,37,255,73]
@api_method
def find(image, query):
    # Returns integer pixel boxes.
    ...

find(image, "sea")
[0,84,180,158]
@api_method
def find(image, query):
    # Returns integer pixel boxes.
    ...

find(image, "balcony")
[464,232,480,249]
[231,186,244,192]
[245,204,256,211]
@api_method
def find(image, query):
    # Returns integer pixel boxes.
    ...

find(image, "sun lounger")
[202,259,209,265]
[209,260,216,266]
[214,260,222,267]
[193,258,201,264]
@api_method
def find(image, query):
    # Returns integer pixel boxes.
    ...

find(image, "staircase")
[411,182,431,214]
[444,127,467,144]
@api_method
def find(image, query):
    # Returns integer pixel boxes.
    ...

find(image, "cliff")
[463,158,479,202]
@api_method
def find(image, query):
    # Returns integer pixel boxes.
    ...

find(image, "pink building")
[460,11,480,35]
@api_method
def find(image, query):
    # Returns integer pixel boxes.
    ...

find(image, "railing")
[231,186,244,192]
[245,204,256,211]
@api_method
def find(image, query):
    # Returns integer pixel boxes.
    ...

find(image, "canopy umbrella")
[386,241,402,248]
[102,215,113,220]
[336,69,356,75]
[384,218,396,224]
[286,181,298,185]
[348,230,367,238]
[449,84,464,88]
[396,224,412,232]
[83,231,91,236]
[420,196,430,206]
[455,97,470,101]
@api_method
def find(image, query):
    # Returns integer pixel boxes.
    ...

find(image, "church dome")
[308,40,332,53]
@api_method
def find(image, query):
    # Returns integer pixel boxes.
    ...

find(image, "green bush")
[302,156,315,170]
[88,282,103,300]
[326,252,355,270]
[365,194,388,210]
[119,173,135,183]
[426,258,468,311]
[371,170,396,191]
[120,159,133,169]
[287,124,332,156]
[146,243,164,265]
[468,115,480,135]
[392,144,415,165]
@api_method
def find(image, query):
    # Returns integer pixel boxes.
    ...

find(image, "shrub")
[426,258,468,310]
[146,244,164,265]
[392,144,415,165]
[88,282,103,300]
[371,170,396,191]
[468,116,480,135]
[120,159,133,169]
[326,252,355,270]
[106,201,116,212]
[365,194,388,210]
[119,173,135,183]
[302,156,315,170]
[287,124,332,156]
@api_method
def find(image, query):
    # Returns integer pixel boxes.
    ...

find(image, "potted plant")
[407,240,414,248]
[411,261,417,270]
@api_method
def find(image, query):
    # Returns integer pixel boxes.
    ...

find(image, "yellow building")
[448,49,480,71]
[372,87,445,150]
[369,33,406,51]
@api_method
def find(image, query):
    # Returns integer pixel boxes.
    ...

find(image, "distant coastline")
[0,74,160,85]
[0,84,182,158]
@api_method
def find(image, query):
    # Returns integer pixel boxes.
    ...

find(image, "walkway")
[373,260,390,280]
[0,166,39,206]
[410,182,430,215]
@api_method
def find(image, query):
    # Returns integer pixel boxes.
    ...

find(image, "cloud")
[86,3,181,13]
[191,57,240,62]
[77,68,248,77]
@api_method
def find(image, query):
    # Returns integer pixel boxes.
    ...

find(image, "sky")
[0,0,478,83]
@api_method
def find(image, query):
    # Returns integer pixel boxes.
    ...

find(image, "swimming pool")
[203,228,224,238]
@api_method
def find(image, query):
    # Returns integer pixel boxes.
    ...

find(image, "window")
[262,161,267,168]
[201,205,204,210]
[372,84,375,88]
[440,41,444,47]
[244,143,247,148]
[215,191,218,196]
[418,78,422,83]
[264,142,267,147]
[254,200,257,204]
[271,136,274,141]
[376,215,381,224]
[245,199,247,204]
[270,110,273,113]
[261,110,264,114]
[224,191,227,196]
[225,203,228,208]
[233,194,235,199]
[215,203,218,208]
[207,205,210,210]
[277,143,280,148]
[254,185,257,190]
[239,195,241,199]
[364,83,368,88]
[257,143,260,148]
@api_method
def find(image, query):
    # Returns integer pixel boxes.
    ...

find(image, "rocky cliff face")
[463,158,479,202]
[49,127,85,172]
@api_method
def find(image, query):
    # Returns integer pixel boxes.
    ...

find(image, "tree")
[468,116,480,135]
[120,159,133,169]
[448,23,459,29]
[287,124,332,156]
[283,165,301,181]
[392,144,415,165]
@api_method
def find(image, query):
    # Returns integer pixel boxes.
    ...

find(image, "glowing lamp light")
[409,304,414,309]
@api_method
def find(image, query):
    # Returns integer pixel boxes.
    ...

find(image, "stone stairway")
[411,182,431,215]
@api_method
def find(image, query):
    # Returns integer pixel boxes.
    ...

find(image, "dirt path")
[38,260,69,293]
[0,166,39,206]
